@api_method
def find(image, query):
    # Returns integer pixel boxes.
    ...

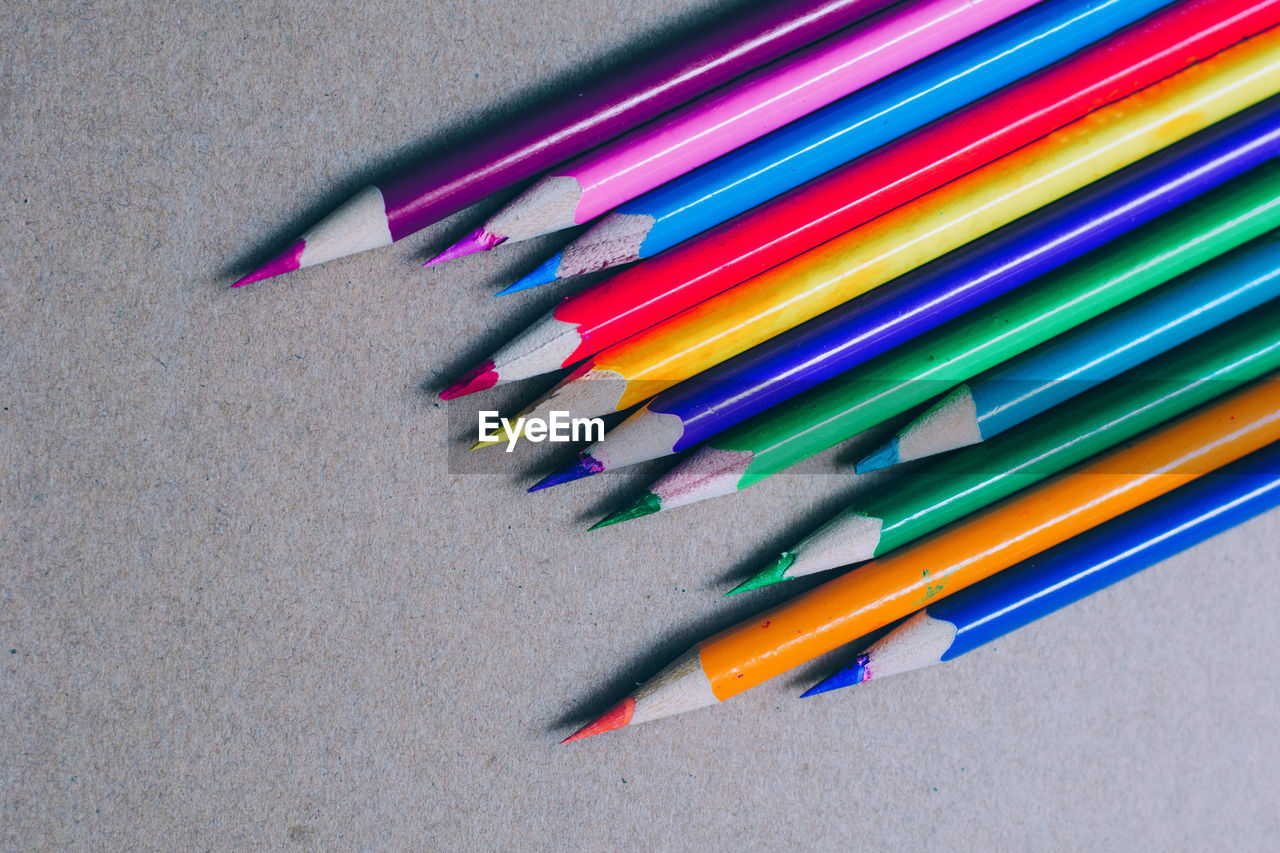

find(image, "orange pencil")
[563,373,1280,741]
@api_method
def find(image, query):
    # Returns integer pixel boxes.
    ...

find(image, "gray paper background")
[3,1,1278,849]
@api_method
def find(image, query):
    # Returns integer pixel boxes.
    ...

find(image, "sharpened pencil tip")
[855,439,899,474]
[529,454,605,492]
[802,654,870,697]
[589,491,662,530]
[497,253,564,295]
[726,552,798,596]
[440,361,499,400]
[470,412,522,450]
[425,228,504,267]
[561,698,636,744]
[233,239,306,287]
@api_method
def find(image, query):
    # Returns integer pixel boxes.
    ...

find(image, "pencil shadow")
[777,618,905,692]
[419,267,615,398]
[547,578,917,733]
[711,476,881,588]
[572,455,679,526]
[514,409,634,482]
[547,570,829,733]
[223,0,776,284]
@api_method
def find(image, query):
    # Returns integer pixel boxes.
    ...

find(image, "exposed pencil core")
[855,440,899,474]
[440,361,499,400]
[590,492,661,529]
[233,239,306,287]
[802,654,870,696]
[561,698,635,744]
[425,228,504,266]
[727,552,797,596]
[529,454,605,492]
[500,255,563,295]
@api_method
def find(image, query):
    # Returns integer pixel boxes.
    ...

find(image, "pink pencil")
[429,0,1042,265]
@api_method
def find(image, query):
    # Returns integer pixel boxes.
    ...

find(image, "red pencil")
[442,0,1280,399]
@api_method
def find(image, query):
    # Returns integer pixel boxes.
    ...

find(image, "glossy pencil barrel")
[638,104,1280,456]
[772,303,1280,583]
[555,134,1280,491]
[976,248,1280,437]
[477,0,1280,390]
[524,0,1194,285]
[699,375,1280,703]
[600,167,1280,524]
[809,440,1280,693]
[934,443,1280,660]
[462,0,1043,251]
[384,0,898,237]
[238,0,900,284]
[714,153,1280,493]
[530,33,1280,422]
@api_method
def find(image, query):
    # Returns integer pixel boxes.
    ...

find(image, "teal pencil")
[858,232,1280,472]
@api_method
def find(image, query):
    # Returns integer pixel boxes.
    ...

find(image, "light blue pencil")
[856,231,1280,473]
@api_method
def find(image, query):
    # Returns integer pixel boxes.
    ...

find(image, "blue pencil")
[529,100,1280,489]
[857,230,1280,473]
[501,0,1176,294]
[804,439,1280,696]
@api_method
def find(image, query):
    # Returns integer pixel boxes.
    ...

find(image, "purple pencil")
[233,0,894,287]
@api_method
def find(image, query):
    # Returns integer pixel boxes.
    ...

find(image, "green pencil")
[731,301,1280,593]
[593,167,1280,529]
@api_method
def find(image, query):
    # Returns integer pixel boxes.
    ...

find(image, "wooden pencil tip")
[589,491,661,530]
[855,439,899,474]
[726,552,797,596]
[440,361,498,400]
[560,698,635,744]
[529,454,605,492]
[425,228,504,267]
[233,239,306,287]
[498,253,563,295]
[801,654,870,697]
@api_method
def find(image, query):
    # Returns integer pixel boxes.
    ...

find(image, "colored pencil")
[857,233,1280,473]
[531,130,1280,492]
[562,374,1280,741]
[507,0,1197,292]
[591,166,1280,525]
[805,439,1280,695]
[444,2,1279,399]
[485,44,1280,447]
[230,0,898,287]
[730,302,1280,594]
[429,0,1043,265]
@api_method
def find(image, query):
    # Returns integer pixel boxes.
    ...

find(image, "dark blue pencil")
[804,440,1280,695]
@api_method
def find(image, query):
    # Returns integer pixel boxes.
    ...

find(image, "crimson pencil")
[443,0,1280,398]
[232,0,895,287]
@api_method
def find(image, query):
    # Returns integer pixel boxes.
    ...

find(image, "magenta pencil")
[233,0,896,287]
[430,0,1043,264]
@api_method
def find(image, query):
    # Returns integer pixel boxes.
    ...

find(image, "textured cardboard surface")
[3,1,1278,849]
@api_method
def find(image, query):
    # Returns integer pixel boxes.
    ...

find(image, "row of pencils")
[236,0,1280,741]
